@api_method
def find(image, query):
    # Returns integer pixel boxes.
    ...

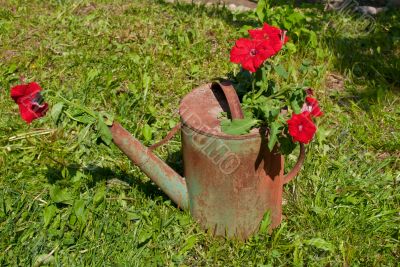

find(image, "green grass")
[0,0,399,265]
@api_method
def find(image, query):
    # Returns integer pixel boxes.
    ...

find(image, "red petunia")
[10,82,48,123]
[301,96,323,118]
[287,111,316,144]
[248,23,288,54]
[230,38,277,72]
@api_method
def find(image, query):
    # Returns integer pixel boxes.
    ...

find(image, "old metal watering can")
[109,82,305,240]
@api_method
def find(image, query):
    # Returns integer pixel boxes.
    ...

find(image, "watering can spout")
[109,123,189,210]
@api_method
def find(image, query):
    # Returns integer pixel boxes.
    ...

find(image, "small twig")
[33,246,58,267]
[33,191,44,201]
[8,129,56,142]
[34,198,48,205]
[106,197,135,201]
[80,244,101,254]
[4,245,12,254]
[32,190,48,205]
[46,246,58,259]
[0,146,35,150]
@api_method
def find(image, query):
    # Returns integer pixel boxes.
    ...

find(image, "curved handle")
[149,123,181,150]
[212,81,244,120]
[283,143,306,184]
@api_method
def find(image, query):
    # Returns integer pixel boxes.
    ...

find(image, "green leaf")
[87,69,100,82]
[93,186,106,206]
[50,102,64,124]
[255,0,267,23]
[179,235,197,255]
[49,186,73,205]
[138,229,152,244]
[238,25,253,34]
[97,114,113,146]
[285,42,297,54]
[168,119,176,129]
[68,110,95,124]
[62,232,75,245]
[283,20,292,31]
[74,199,88,224]
[291,100,302,114]
[100,112,114,126]
[7,64,17,74]
[274,64,289,80]
[308,30,318,48]
[221,118,258,135]
[142,73,151,101]
[259,211,271,235]
[77,124,92,144]
[142,124,152,142]
[43,205,57,227]
[278,132,297,155]
[33,254,55,267]
[290,89,305,115]
[305,238,335,252]
[126,211,140,221]
[76,114,95,124]
[287,12,305,25]
[268,121,281,151]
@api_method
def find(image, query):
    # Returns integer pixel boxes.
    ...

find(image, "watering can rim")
[179,82,264,140]
[180,120,263,140]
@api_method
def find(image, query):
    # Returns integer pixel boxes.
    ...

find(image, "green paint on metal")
[110,123,189,210]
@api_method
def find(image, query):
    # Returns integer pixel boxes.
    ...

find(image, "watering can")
[109,82,305,240]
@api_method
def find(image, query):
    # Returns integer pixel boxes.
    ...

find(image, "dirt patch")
[325,72,345,93]
[74,2,97,15]
[165,0,257,11]
[0,50,18,63]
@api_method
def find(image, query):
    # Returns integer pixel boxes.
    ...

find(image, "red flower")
[248,23,288,54]
[10,82,48,123]
[301,97,323,118]
[287,112,316,144]
[230,38,277,72]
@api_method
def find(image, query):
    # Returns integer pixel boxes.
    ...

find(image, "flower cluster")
[287,91,323,144]
[230,23,288,72]
[10,82,48,123]
[228,23,323,148]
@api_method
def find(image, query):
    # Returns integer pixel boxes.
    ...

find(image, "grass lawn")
[0,0,399,265]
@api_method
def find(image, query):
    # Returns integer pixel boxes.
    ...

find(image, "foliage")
[225,7,323,153]
[50,98,114,146]
[253,0,319,48]
[221,116,259,135]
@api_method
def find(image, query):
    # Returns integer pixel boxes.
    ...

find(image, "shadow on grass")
[324,10,400,91]
[45,150,186,206]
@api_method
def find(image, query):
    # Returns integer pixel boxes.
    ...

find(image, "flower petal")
[10,82,42,103]
[287,112,316,143]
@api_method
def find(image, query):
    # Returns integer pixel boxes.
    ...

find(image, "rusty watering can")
[109,82,305,240]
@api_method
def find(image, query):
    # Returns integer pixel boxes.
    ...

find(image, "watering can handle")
[283,143,306,184]
[213,81,244,120]
[149,123,181,150]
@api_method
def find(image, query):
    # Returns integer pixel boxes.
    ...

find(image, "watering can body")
[110,82,304,240]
